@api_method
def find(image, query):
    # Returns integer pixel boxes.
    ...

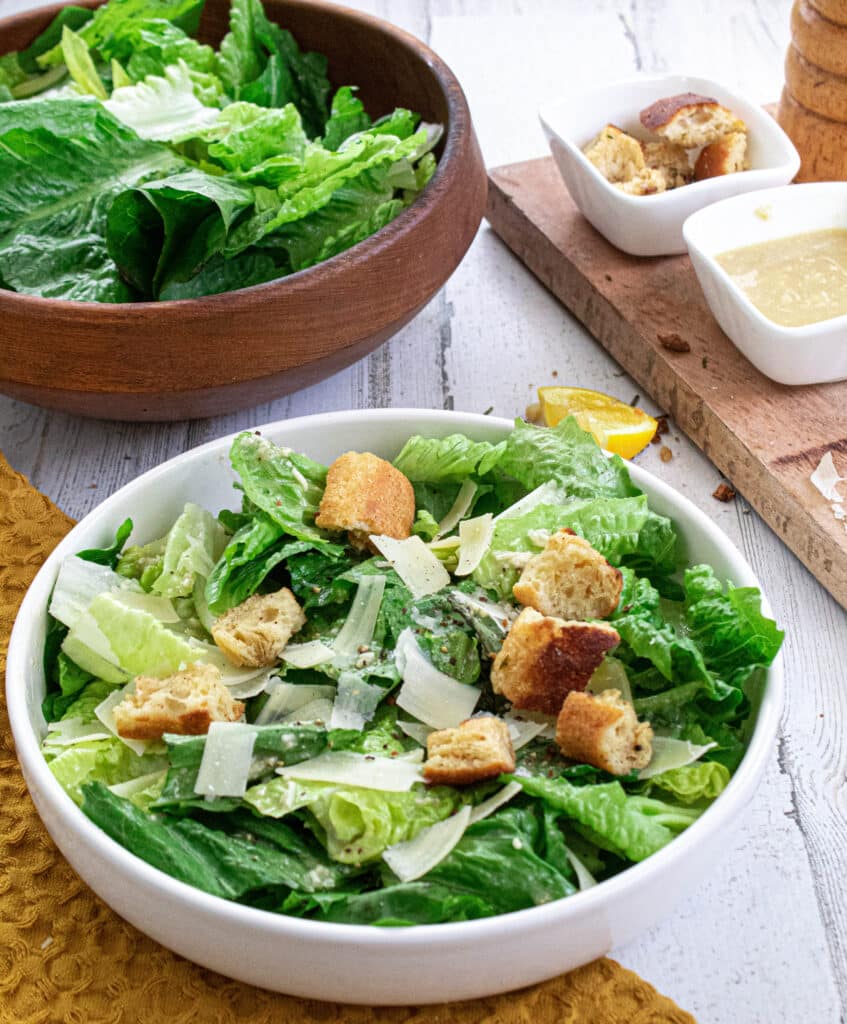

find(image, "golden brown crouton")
[642,139,693,189]
[693,131,748,180]
[582,124,646,183]
[640,93,747,148]
[315,451,415,551]
[512,530,623,621]
[113,663,244,740]
[614,168,667,196]
[212,588,305,668]
[490,608,620,715]
[555,689,653,776]
[423,716,515,785]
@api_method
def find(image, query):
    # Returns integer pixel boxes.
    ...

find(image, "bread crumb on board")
[657,331,691,353]
[713,482,737,502]
[659,445,673,462]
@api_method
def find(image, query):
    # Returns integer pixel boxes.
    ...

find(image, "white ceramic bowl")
[539,74,800,257]
[684,182,847,386]
[7,409,783,1005]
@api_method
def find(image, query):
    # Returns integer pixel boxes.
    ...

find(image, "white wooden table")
[2,1,846,1020]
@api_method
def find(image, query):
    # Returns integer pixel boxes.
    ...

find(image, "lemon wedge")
[538,386,658,460]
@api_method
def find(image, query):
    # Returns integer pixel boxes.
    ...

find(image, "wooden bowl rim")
[0,0,472,315]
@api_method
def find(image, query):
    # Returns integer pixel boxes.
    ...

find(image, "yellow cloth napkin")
[0,452,696,1024]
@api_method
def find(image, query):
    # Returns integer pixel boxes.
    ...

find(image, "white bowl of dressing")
[683,182,847,386]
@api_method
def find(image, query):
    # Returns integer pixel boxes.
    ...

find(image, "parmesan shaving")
[277,750,423,791]
[383,805,472,881]
[94,684,148,756]
[194,722,257,798]
[282,640,336,669]
[435,480,478,538]
[811,451,846,502]
[638,736,716,780]
[455,513,494,577]
[468,780,523,824]
[369,535,450,598]
[394,629,480,729]
[332,575,386,657]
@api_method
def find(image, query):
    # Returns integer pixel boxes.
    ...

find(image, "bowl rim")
[683,180,847,339]
[538,71,800,208]
[6,407,784,947]
[0,0,470,313]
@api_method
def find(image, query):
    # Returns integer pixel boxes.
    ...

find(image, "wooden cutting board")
[485,156,847,611]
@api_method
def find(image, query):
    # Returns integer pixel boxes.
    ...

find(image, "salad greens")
[39,417,784,925]
[0,0,439,302]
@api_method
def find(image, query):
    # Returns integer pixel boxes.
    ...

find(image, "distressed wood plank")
[485,156,847,610]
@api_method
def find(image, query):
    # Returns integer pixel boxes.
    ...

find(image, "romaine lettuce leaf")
[321,85,370,150]
[97,18,216,81]
[215,0,330,137]
[0,98,181,301]
[645,761,731,804]
[684,565,784,688]
[38,0,206,67]
[392,433,505,483]
[510,773,683,862]
[494,417,641,500]
[82,785,363,897]
[103,60,222,142]
[106,167,254,298]
[150,502,225,599]
[49,738,168,804]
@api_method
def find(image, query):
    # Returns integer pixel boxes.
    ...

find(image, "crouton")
[555,689,653,776]
[212,588,305,668]
[512,530,623,621]
[315,451,415,551]
[693,131,748,180]
[582,124,646,183]
[113,663,244,740]
[491,607,620,715]
[423,716,515,785]
[640,93,746,148]
[642,139,693,189]
[614,168,667,196]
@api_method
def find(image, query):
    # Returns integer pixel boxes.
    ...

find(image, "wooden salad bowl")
[0,0,487,421]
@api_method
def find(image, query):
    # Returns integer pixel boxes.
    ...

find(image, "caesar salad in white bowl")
[7,409,783,1003]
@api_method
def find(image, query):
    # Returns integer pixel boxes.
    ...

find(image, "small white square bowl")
[684,182,847,386]
[538,74,800,257]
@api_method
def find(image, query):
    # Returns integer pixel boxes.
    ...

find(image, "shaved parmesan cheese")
[109,769,167,799]
[44,717,112,747]
[277,750,423,791]
[587,658,633,706]
[394,629,480,729]
[329,672,384,730]
[94,685,148,756]
[333,575,386,657]
[504,716,549,750]
[282,641,336,669]
[436,480,478,538]
[448,589,517,630]
[469,780,523,824]
[455,513,494,577]
[637,736,716,780]
[369,535,449,598]
[254,682,337,725]
[565,845,598,891]
[194,722,257,798]
[281,698,335,725]
[494,481,562,523]
[48,556,139,630]
[383,805,472,882]
[225,670,275,699]
[492,550,533,570]
[811,451,846,502]
[397,720,434,746]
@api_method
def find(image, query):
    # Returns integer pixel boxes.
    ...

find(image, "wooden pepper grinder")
[778,0,847,180]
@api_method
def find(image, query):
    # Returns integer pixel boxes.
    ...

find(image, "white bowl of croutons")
[539,74,800,256]
[7,409,783,1004]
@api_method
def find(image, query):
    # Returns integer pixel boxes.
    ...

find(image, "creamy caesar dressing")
[716,228,847,327]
